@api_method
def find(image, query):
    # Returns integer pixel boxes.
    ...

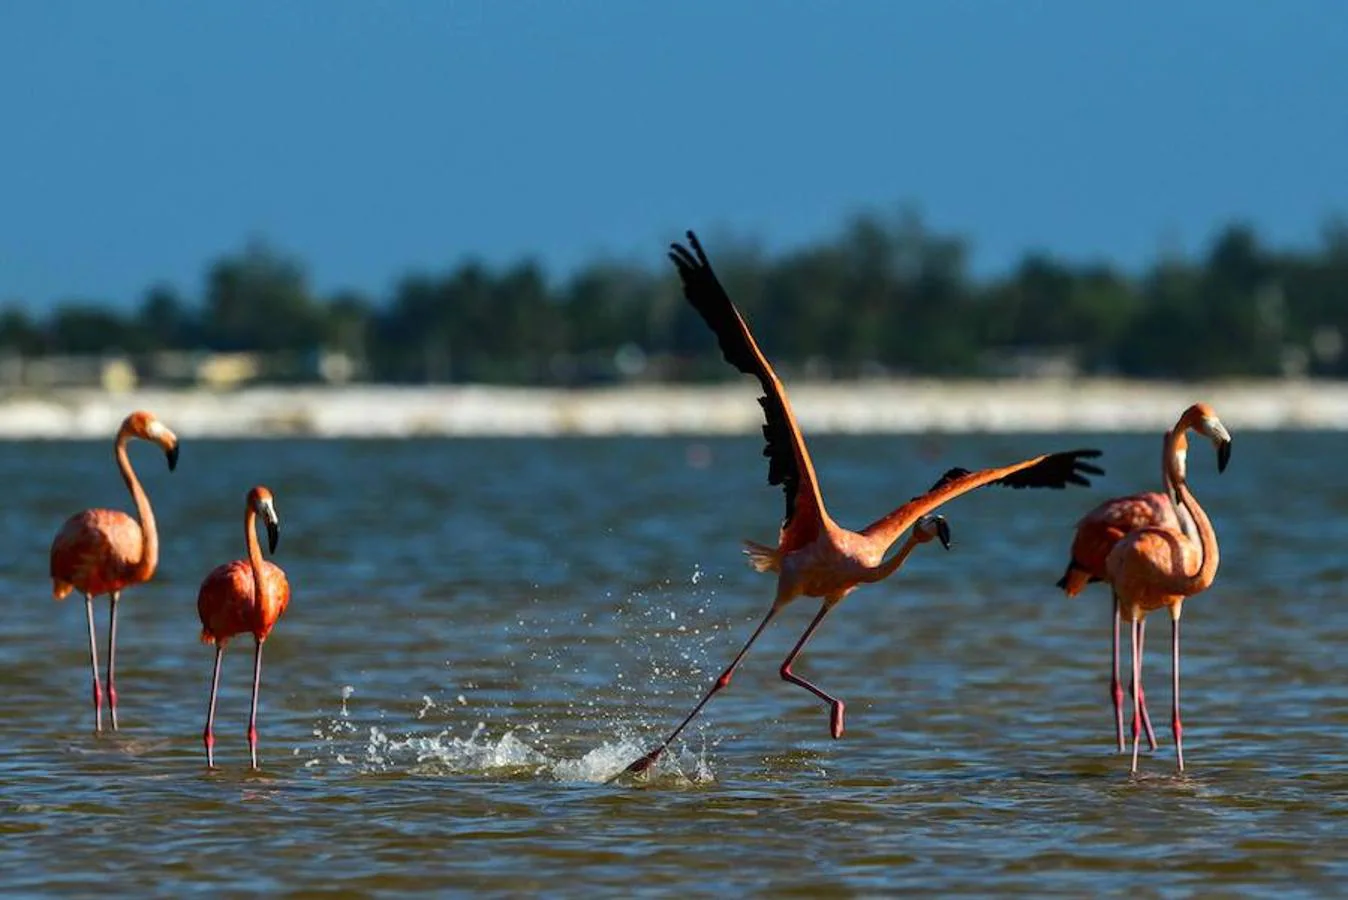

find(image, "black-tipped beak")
[166,444,179,472]
[265,518,280,554]
[1217,439,1232,474]
[937,518,952,551]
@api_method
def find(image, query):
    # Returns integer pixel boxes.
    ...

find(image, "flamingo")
[197,486,290,770]
[1106,404,1230,773]
[1056,404,1230,754]
[621,231,1105,775]
[49,410,180,732]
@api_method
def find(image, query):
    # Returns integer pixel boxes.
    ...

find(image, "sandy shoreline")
[2,380,1347,439]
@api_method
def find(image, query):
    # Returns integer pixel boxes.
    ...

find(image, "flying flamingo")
[1056,404,1230,754]
[621,231,1105,775]
[1106,403,1230,772]
[49,410,180,732]
[197,486,290,770]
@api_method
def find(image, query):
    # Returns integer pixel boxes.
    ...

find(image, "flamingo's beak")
[165,443,180,472]
[265,517,280,554]
[936,517,952,550]
[1216,438,1232,474]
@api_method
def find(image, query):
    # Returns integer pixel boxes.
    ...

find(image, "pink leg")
[1130,617,1144,774]
[1111,594,1125,752]
[106,592,120,731]
[84,595,104,734]
[623,604,782,775]
[203,644,224,768]
[248,639,264,770]
[1172,613,1184,772]
[778,602,844,738]
[1133,619,1158,751]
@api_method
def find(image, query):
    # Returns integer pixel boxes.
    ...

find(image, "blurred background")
[1,1,1345,392]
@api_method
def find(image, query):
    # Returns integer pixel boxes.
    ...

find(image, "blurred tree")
[50,304,139,354]
[204,240,323,352]
[9,211,1348,383]
[0,306,47,354]
[138,283,198,349]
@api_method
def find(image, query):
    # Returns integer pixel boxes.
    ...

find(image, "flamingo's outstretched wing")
[922,450,1103,495]
[861,449,1105,547]
[670,230,828,552]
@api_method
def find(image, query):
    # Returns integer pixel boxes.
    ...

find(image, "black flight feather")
[670,231,801,527]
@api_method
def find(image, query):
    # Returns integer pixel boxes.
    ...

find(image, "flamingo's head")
[913,514,952,550]
[1181,402,1232,474]
[121,410,180,471]
[249,485,280,554]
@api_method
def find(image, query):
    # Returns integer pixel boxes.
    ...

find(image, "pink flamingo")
[1057,404,1230,753]
[197,485,290,770]
[620,231,1105,775]
[1106,403,1230,772]
[49,410,180,732]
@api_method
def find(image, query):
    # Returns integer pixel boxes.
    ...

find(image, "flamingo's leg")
[247,639,264,770]
[203,644,224,768]
[1111,593,1125,753]
[623,602,784,775]
[1131,617,1145,774]
[84,594,103,734]
[778,600,844,739]
[1172,611,1184,772]
[106,591,120,730]
[1132,617,1159,751]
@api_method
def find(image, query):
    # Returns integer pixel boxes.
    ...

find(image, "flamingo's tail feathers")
[199,630,218,646]
[742,540,781,573]
[52,580,73,601]
[1057,562,1094,597]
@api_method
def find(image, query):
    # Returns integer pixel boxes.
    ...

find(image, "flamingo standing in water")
[197,486,290,769]
[1057,403,1231,754]
[621,232,1105,775]
[1106,404,1230,773]
[49,410,180,732]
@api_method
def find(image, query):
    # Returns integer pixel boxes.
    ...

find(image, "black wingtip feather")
[669,229,803,529]
[996,449,1105,490]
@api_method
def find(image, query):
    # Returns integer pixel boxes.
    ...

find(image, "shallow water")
[2,431,1347,896]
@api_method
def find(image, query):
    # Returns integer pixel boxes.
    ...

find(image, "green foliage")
[4,211,1347,382]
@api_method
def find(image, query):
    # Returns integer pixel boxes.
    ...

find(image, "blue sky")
[1,0,1345,309]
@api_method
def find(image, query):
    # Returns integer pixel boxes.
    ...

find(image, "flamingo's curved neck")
[116,432,158,582]
[865,534,920,584]
[1161,428,1219,595]
[245,506,267,614]
[1162,427,1198,540]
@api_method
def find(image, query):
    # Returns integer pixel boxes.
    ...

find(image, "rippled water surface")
[3,431,1348,896]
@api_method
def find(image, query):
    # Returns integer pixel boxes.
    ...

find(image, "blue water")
[2,431,1347,896]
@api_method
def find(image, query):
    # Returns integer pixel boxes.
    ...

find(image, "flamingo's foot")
[830,701,846,740]
[625,749,662,775]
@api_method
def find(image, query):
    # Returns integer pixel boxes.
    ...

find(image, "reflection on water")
[2,432,1347,895]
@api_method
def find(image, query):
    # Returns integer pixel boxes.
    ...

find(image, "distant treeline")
[4,210,1348,383]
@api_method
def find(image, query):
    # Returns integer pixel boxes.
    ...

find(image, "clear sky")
[2,0,1345,309]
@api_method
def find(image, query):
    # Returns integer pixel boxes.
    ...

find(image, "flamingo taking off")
[621,231,1105,775]
[1057,404,1230,754]
[1106,403,1230,773]
[49,410,180,732]
[197,486,290,769]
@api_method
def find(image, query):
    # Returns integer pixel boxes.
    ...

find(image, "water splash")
[298,573,733,783]
[300,686,715,784]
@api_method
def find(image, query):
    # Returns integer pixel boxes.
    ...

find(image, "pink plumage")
[197,485,290,770]
[48,410,179,733]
